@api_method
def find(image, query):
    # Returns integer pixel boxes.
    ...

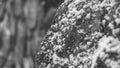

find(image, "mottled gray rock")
[35,0,120,68]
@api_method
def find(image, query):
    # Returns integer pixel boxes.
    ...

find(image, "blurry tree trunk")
[0,0,63,68]
[14,21,27,68]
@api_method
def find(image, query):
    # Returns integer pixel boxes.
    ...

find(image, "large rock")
[35,0,120,68]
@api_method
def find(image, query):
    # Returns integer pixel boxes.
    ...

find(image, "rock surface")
[35,0,120,68]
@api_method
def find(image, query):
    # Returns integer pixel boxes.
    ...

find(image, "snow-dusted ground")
[35,0,120,68]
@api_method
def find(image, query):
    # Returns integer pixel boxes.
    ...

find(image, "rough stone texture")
[35,0,120,68]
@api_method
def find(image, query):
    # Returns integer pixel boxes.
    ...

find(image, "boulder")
[35,0,120,68]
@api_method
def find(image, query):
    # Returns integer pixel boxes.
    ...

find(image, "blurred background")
[0,0,64,68]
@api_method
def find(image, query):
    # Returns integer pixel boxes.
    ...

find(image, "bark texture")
[35,0,120,68]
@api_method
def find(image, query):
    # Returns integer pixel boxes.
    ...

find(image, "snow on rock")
[35,0,120,68]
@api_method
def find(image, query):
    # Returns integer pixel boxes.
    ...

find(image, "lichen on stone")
[35,0,120,68]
